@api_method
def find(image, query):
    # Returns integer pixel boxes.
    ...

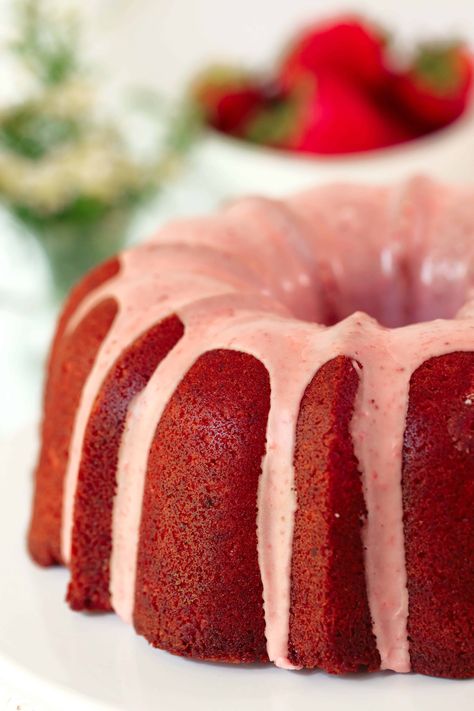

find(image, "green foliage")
[0,0,199,232]
[166,99,204,156]
[0,103,81,159]
[11,0,82,87]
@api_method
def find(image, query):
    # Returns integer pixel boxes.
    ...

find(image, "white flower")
[0,130,152,215]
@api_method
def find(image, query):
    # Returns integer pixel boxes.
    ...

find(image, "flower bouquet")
[0,0,196,297]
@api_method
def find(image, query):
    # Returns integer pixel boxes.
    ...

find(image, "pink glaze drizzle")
[60,260,256,564]
[352,317,474,671]
[57,178,474,673]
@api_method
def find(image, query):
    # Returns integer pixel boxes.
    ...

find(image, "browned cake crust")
[134,350,270,663]
[288,356,380,672]
[28,258,120,566]
[67,316,184,611]
[403,352,474,678]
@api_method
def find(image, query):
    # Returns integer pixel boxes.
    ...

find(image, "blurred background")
[2,0,474,439]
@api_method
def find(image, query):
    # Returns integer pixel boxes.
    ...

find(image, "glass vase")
[30,207,132,301]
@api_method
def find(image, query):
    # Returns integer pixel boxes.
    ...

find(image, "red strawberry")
[280,14,389,93]
[191,66,264,135]
[245,73,418,155]
[391,42,473,129]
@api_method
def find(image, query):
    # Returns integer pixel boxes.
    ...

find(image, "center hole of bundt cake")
[312,259,470,328]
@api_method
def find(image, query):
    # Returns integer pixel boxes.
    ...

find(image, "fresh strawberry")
[191,66,264,135]
[279,14,389,93]
[245,73,418,155]
[391,42,473,128]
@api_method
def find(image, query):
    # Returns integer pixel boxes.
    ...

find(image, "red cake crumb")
[403,352,474,678]
[288,356,380,672]
[134,349,270,663]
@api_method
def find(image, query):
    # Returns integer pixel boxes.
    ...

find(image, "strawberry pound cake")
[29,176,474,678]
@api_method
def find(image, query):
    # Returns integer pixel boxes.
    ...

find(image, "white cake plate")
[1,427,473,711]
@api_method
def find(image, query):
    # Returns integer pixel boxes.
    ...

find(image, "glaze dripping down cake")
[28,176,474,678]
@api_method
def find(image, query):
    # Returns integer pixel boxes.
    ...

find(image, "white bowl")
[193,103,474,198]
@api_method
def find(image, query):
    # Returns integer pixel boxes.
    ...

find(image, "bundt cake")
[28,176,474,679]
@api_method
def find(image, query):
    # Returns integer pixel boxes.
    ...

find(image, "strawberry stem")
[414,41,465,95]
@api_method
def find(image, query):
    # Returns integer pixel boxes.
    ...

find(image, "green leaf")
[0,104,81,159]
[244,98,299,145]
[414,41,465,95]
[11,0,83,87]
